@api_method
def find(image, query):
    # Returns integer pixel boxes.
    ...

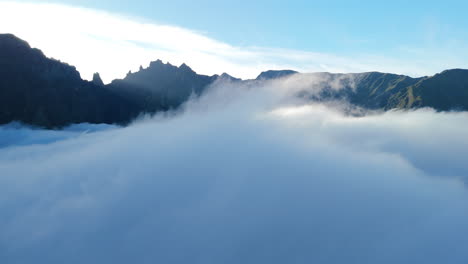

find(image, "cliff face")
[0,34,139,128]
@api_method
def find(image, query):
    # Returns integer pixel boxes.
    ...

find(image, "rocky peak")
[179,63,193,72]
[92,72,104,86]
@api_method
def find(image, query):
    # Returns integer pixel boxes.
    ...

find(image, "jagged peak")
[92,72,104,86]
[179,63,194,72]
[149,59,164,67]
[147,59,177,69]
[217,72,241,81]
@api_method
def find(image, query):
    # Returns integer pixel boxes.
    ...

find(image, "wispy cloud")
[0,1,460,83]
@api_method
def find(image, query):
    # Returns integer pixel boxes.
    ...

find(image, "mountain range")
[1,33,468,128]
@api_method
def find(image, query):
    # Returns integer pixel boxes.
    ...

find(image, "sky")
[1,0,468,82]
[12,0,468,52]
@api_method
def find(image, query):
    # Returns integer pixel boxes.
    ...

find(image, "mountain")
[386,69,468,110]
[92,72,105,86]
[308,72,425,110]
[107,60,217,112]
[0,34,139,128]
[256,70,298,80]
[302,70,468,111]
[217,72,242,82]
[1,34,468,129]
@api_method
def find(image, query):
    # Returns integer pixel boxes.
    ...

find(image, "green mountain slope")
[386,69,468,110]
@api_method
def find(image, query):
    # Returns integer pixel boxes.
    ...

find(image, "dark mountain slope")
[387,69,468,110]
[256,70,298,80]
[0,34,139,128]
[2,34,468,129]
[298,70,468,111]
[108,61,217,112]
[337,72,424,109]
[297,72,422,110]
[92,72,105,86]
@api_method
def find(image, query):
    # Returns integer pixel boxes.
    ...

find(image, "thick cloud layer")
[1,78,468,263]
[0,123,116,149]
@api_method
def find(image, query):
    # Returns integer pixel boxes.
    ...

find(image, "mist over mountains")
[2,31,468,264]
[1,33,468,128]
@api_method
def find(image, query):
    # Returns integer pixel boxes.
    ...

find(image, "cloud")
[1,77,468,263]
[0,122,116,149]
[0,1,460,83]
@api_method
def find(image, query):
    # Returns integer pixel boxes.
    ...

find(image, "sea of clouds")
[1,76,468,263]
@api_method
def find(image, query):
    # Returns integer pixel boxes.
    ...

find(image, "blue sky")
[2,0,468,80]
[18,0,468,54]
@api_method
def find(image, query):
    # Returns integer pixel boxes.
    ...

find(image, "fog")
[1,77,468,263]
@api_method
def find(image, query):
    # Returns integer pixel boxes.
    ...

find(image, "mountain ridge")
[0,34,140,128]
[1,34,468,128]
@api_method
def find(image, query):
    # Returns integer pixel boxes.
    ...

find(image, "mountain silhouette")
[1,34,468,128]
[108,60,217,112]
[0,34,139,128]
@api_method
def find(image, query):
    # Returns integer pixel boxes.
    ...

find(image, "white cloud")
[1,77,468,263]
[0,1,458,83]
